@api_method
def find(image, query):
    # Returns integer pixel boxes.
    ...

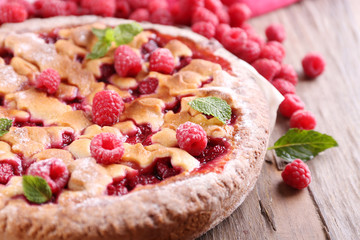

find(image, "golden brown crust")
[0,16,282,240]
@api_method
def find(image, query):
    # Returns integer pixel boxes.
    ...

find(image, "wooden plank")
[200,0,360,239]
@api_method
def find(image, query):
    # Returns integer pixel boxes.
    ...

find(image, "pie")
[0,16,282,240]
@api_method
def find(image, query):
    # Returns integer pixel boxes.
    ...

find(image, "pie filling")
[0,23,240,203]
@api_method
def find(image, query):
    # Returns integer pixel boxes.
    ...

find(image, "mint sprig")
[87,23,143,59]
[0,118,13,137]
[189,97,232,124]
[23,175,52,204]
[268,129,338,162]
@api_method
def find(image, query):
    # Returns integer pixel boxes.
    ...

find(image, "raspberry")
[90,132,125,165]
[11,0,35,17]
[281,159,311,189]
[27,158,69,194]
[107,179,128,196]
[92,90,125,126]
[148,0,168,13]
[0,163,15,185]
[192,7,219,27]
[272,78,296,96]
[277,64,298,86]
[89,0,116,17]
[215,23,230,41]
[0,3,28,24]
[128,0,149,10]
[129,8,150,22]
[228,3,251,27]
[279,94,305,118]
[215,8,230,24]
[252,59,281,81]
[302,52,326,78]
[176,122,208,156]
[137,77,159,95]
[35,68,61,94]
[115,0,131,18]
[260,41,286,63]
[236,40,261,63]
[290,110,317,130]
[39,0,71,17]
[204,0,223,13]
[221,27,247,54]
[266,24,286,43]
[192,21,216,39]
[175,0,204,25]
[150,8,174,25]
[149,48,175,74]
[114,45,142,77]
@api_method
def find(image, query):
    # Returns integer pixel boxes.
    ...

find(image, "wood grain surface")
[199,0,360,239]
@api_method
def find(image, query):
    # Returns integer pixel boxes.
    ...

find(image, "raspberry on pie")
[0,17,283,240]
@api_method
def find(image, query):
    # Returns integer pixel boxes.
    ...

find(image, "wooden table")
[199,0,360,239]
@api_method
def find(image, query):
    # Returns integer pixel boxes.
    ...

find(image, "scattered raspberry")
[149,48,175,74]
[150,8,174,25]
[290,110,317,130]
[192,7,219,27]
[35,68,61,94]
[129,8,150,22]
[221,27,248,54]
[302,52,326,78]
[114,45,142,77]
[192,21,216,39]
[279,94,305,118]
[215,23,230,41]
[27,158,69,194]
[148,0,168,13]
[89,0,116,17]
[39,0,71,17]
[0,163,15,185]
[265,24,286,43]
[277,64,298,86]
[11,0,35,17]
[92,90,124,126]
[215,8,230,24]
[137,77,159,95]
[128,0,149,10]
[252,59,281,81]
[272,78,296,95]
[204,0,223,13]
[115,0,131,18]
[0,3,28,24]
[282,159,311,189]
[236,40,261,63]
[260,41,286,63]
[90,132,125,165]
[176,122,208,156]
[228,3,251,27]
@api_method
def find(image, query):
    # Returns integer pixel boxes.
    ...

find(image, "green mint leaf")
[0,118,13,137]
[23,175,52,204]
[268,129,338,162]
[113,23,143,46]
[104,28,115,42]
[92,28,108,39]
[189,97,232,124]
[86,40,112,60]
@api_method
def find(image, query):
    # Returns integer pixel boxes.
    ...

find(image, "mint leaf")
[0,118,13,137]
[87,40,112,60]
[189,97,232,124]
[87,23,143,59]
[268,129,338,162]
[114,23,143,45]
[23,175,52,204]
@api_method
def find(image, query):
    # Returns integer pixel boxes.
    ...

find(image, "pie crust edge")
[0,16,278,240]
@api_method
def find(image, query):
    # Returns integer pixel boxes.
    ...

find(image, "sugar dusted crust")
[0,16,282,240]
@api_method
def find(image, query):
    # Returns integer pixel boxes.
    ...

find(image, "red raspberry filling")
[39,28,61,44]
[196,138,229,164]
[137,77,159,95]
[114,45,142,77]
[0,163,15,185]
[290,110,317,130]
[98,64,116,83]
[35,68,61,94]
[27,158,69,194]
[0,48,14,65]
[282,159,311,189]
[302,52,326,78]
[92,90,125,126]
[149,48,175,74]
[176,122,208,156]
[90,132,125,165]
[141,39,159,60]
[125,124,154,145]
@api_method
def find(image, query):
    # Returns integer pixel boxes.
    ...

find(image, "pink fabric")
[239,0,300,16]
